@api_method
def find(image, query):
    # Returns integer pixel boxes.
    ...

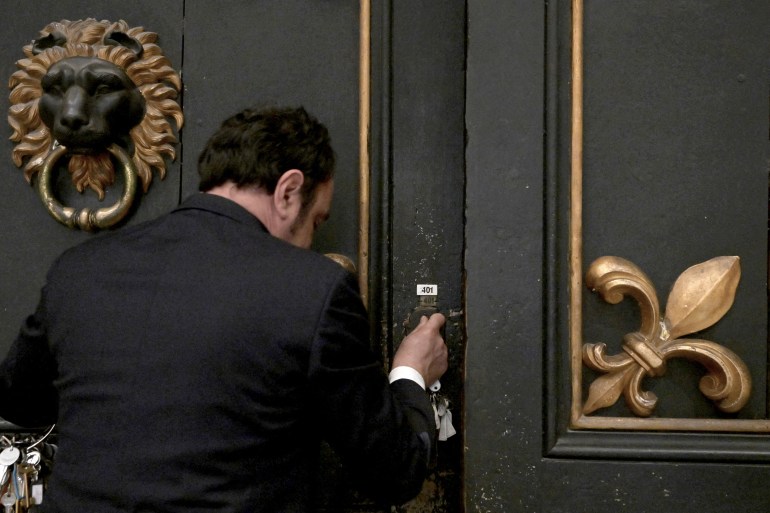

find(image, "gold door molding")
[358,0,371,303]
[568,0,768,432]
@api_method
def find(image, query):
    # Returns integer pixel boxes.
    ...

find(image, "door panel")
[560,0,770,437]
[465,1,770,511]
[577,0,769,423]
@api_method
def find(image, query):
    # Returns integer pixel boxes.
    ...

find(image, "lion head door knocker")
[8,19,184,230]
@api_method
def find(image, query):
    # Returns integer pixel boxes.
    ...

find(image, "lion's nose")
[60,86,89,131]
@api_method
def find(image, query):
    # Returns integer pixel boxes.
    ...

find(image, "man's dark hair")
[198,106,335,205]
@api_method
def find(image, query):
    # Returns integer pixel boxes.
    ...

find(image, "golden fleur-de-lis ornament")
[582,256,751,417]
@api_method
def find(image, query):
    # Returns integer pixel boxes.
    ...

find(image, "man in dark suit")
[0,106,447,512]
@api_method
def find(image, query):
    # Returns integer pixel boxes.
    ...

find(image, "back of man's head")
[197,106,335,205]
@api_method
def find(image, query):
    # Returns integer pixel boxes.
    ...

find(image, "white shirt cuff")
[388,366,426,390]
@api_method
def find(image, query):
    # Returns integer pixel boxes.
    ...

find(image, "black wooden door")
[0,1,465,512]
[9,1,770,512]
[465,1,770,512]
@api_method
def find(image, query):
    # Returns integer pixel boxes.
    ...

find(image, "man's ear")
[272,169,305,220]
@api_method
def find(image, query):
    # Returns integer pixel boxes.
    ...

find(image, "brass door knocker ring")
[37,144,138,231]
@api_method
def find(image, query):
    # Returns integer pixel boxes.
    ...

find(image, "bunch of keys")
[0,446,44,512]
[429,380,456,442]
[0,427,53,512]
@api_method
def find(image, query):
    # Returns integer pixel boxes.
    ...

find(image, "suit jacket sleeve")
[0,287,58,427]
[307,269,435,505]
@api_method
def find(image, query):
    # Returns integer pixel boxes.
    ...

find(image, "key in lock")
[405,284,441,332]
[404,284,444,393]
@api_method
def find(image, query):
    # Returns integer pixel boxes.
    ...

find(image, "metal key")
[18,463,36,509]
[23,450,41,468]
[0,492,14,513]
[23,451,41,505]
[0,447,20,495]
[0,448,19,467]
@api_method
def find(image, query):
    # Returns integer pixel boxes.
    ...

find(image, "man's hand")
[393,313,448,387]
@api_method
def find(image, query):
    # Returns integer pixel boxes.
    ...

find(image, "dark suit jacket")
[0,193,435,512]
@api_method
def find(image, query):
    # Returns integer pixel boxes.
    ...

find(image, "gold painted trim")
[575,416,770,432]
[358,0,371,304]
[568,0,770,432]
[569,0,585,428]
